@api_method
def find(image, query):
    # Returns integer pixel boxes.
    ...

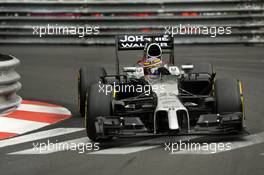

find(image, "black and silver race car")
[78,34,245,141]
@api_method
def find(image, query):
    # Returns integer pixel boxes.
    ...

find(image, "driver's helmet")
[138,43,164,75]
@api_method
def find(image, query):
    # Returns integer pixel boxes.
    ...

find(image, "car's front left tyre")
[85,83,112,141]
[78,66,106,117]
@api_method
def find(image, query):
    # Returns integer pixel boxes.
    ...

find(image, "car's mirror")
[135,67,144,78]
[123,67,144,78]
[123,67,136,72]
[181,64,194,71]
[169,66,180,76]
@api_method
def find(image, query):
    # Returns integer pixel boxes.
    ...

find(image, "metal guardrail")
[0,54,21,115]
[0,0,263,44]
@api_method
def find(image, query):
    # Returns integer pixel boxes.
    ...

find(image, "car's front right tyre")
[214,78,244,130]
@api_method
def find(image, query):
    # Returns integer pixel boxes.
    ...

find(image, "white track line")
[0,128,84,148]
[133,135,199,145]
[0,117,49,134]
[89,135,199,155]
[17,104,71,115]
[89,146,158,155]
[175,132,264,155]
[8,137,89,155]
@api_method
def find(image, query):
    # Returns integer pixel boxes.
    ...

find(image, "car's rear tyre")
[214,78,244,129]
[78,66,106,116]
[85,83,112,141]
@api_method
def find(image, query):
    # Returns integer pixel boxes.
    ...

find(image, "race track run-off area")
[0,45,263,175]
[0,100,71,140]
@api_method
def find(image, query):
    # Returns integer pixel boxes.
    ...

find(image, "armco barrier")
[0,0,263,44]
[0,54,22,114]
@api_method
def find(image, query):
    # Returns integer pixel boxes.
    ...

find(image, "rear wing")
[116,34,174,50]
[115,34,175,75]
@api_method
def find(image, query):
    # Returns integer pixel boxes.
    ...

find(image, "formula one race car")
[78,34,245,141]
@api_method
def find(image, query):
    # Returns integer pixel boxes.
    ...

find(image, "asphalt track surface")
[0,45,263,175]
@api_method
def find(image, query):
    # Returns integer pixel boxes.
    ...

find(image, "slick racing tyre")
[85,83,112,141]
[78,66,106,116]
[214,78,244,129]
